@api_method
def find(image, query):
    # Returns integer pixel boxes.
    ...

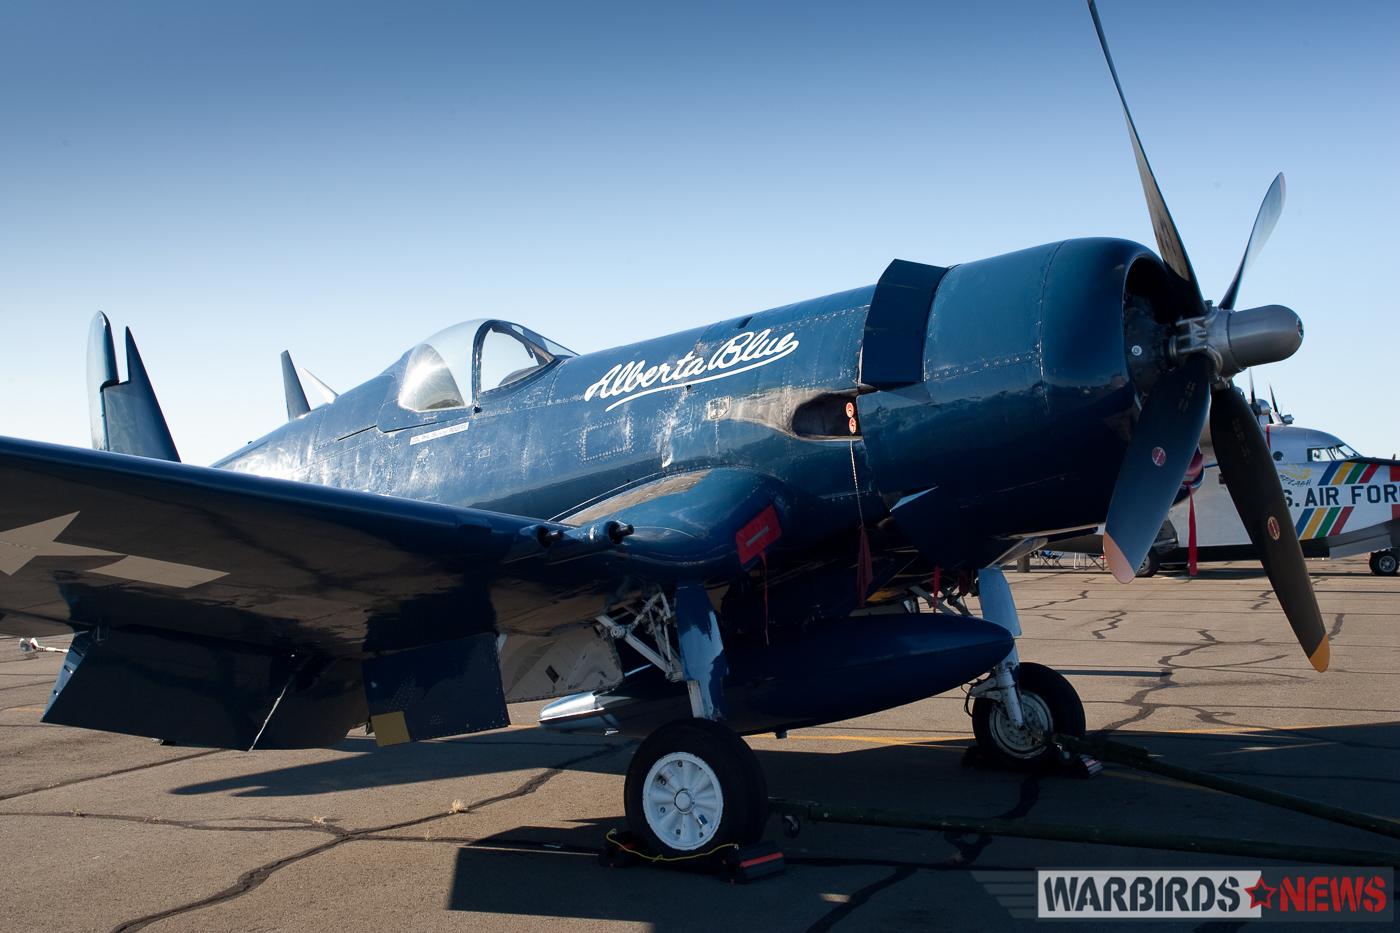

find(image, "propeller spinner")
[1087,1,1327,671]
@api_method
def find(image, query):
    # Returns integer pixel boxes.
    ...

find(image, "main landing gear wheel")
[624,719,768,858]
[1371,550,1398,577]
[972,662,1086,771]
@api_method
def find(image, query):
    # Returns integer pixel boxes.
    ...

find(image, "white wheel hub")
[989,690,1053,758]
[642,751,724,851]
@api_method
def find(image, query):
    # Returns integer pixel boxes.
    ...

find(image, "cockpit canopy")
[398,319,573,412]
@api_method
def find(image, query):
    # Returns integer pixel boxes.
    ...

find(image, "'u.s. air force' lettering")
[584,328,799,411]
[1283,482,1400,509]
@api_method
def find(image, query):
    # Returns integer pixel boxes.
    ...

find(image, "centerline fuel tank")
[538,611,1013,738]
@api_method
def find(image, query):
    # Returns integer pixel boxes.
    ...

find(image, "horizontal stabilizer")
[86,313,180,462]
[302,367,338,404]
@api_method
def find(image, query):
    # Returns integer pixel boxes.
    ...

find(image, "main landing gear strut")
[961,568,1087,769]
[601,584,769,859]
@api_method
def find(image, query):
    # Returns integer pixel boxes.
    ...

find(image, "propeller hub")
[1169,304,1302,380]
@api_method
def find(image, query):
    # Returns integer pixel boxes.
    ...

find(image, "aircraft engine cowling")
[855,237,1167,567]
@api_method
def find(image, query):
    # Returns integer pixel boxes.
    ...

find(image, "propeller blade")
[1209,385,1328,671]
[1086,0,1206,319]
[1104,353,1214,583]
[1220,173,1286,311]
[1248,371,1257,408]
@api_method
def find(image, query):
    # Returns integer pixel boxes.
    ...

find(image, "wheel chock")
[721,841,785,884]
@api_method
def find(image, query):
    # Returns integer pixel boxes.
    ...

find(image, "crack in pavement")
[802,760,1050,929]
[1329,613,1346,641]
[939,768,1044,871]
[0,750,225,802]
[1097,631,1223,733]
[1090,610,1127,641]
[107,743,623,933]
[1022,589,1090,611]
[0,810,347,835]
[805,865,918,932]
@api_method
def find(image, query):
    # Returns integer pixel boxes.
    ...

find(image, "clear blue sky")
[2,1,1396,465]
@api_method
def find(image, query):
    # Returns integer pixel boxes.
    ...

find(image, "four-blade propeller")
[1088,1,1327,671]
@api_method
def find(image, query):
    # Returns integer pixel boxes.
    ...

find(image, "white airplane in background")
[1150,388,1399,577]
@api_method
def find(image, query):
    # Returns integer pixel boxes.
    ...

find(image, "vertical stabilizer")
[85,313,180,462]
[86,313,120,449]
[281,351,311,421]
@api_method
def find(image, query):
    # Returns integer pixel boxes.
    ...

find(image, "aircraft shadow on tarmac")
[433,722,1400,928]
[166,722,1400,925]
[170,721,1400,823]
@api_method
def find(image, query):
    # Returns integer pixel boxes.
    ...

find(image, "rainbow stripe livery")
[1292,461,1400,540]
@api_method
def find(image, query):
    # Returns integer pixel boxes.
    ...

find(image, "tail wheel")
[624,719,767,858]
[1374,551,1398,577]
[972,662,1085,770]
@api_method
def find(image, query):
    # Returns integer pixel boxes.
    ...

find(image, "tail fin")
[281,350,311,420]
[280,350,338,421]
[86,313,180,462]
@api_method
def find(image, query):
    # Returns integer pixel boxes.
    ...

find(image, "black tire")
[972,662,1086,771]
[1375,551,1399,577]
[1137,549,1160,578]
[624,719,768,857]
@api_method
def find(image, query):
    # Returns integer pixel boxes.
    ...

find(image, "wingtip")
[1103,533,1137,584]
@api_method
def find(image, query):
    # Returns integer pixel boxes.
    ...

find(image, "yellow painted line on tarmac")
[770,721,1340,749]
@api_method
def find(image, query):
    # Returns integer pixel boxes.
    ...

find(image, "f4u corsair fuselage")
[0,3,1328,858]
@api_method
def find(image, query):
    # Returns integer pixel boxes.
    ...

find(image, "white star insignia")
[0,513,117,576]
[0,512,227,589]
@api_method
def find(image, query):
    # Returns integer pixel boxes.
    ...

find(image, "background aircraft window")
[399,345,465,411]
[479,327,547,392]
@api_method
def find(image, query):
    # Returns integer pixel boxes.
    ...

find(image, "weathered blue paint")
[215,238,1154,594]
[0,236,1168,749]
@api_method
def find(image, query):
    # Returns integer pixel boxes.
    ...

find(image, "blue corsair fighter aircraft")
[0,3,1328,857]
